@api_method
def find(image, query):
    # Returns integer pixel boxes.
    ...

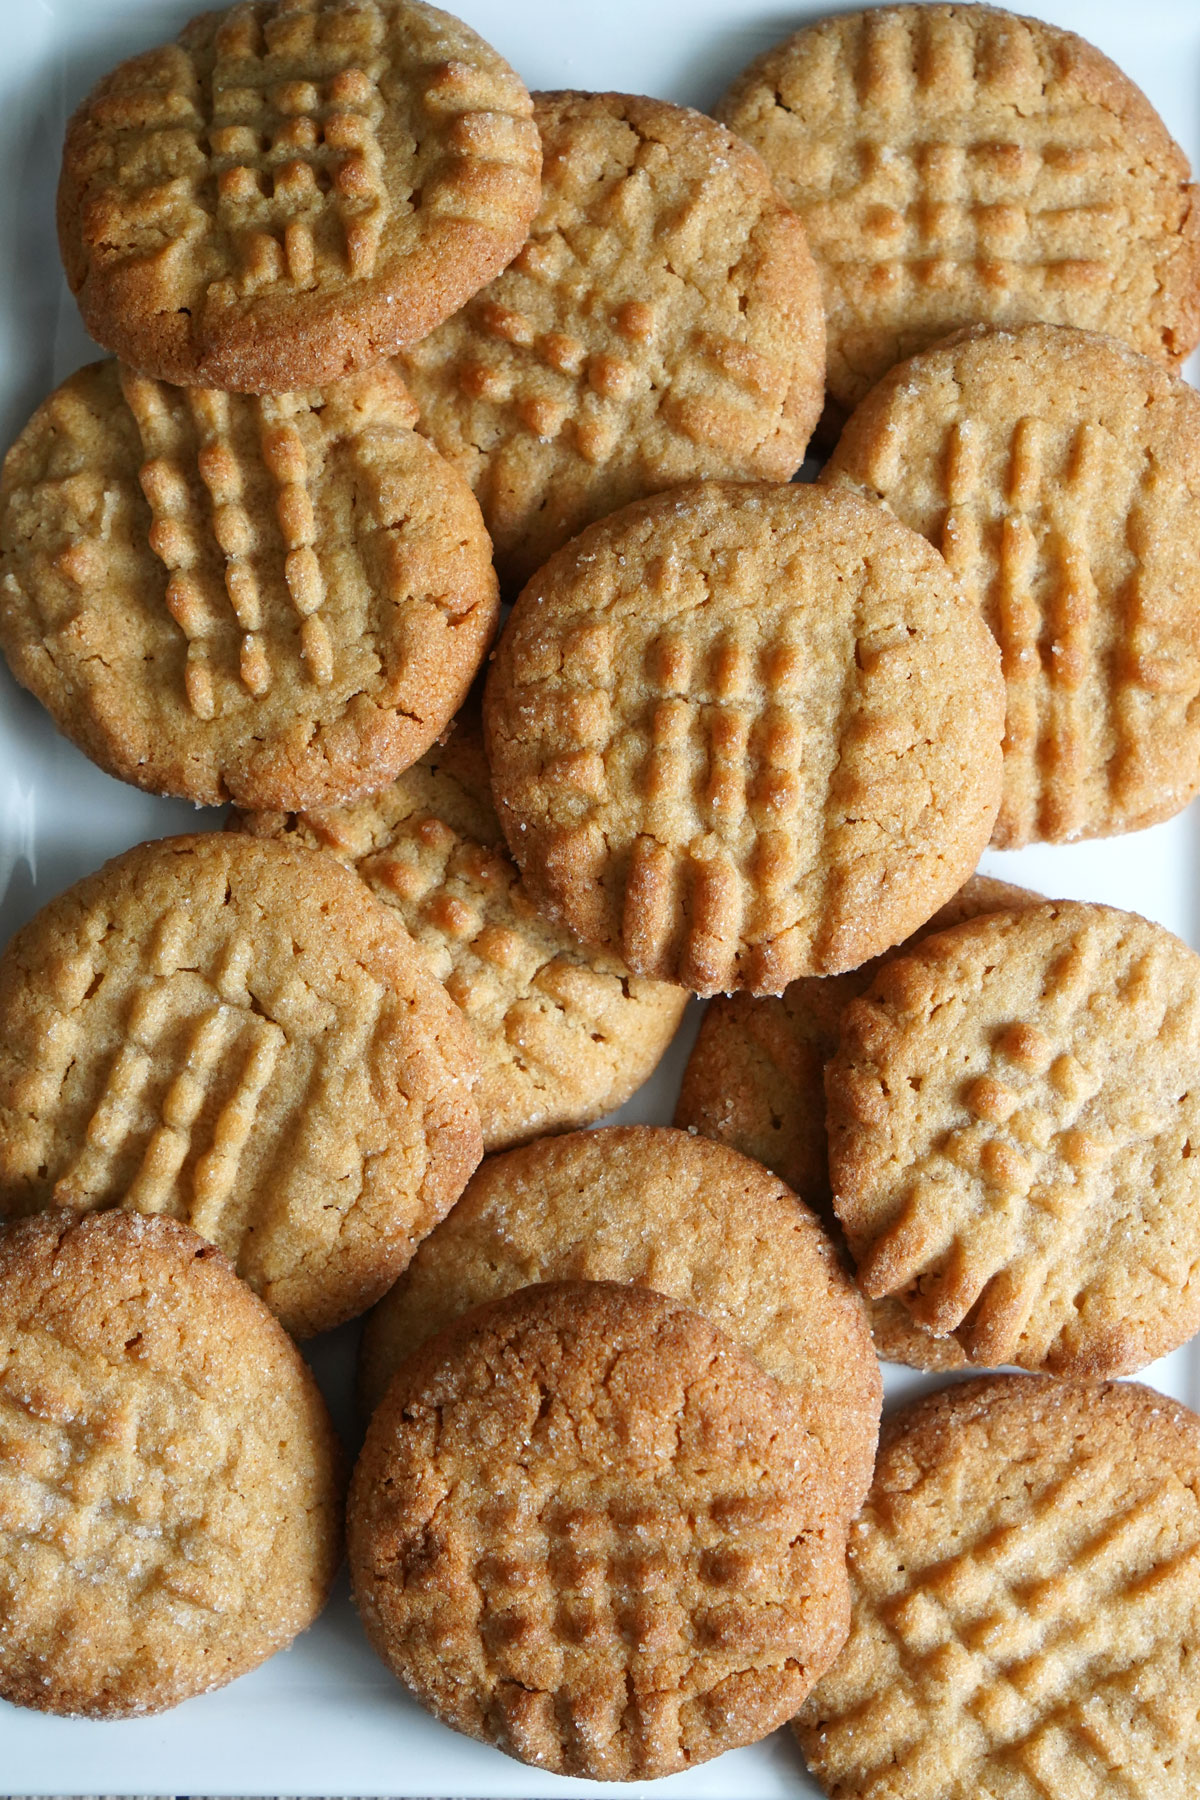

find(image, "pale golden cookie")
[675,874,1040,1370]
[349,1280,855,1780]
[484,480,1004,995]
[58,0,542,393]
[717,5,1200,417]
[234,702,688,1150]
[0,833,482,1338]
[824,323,1200,845]
[795,1376,1200,1800]
[0,360,499,810]
[0,1209,342,1718]
[828,900,1200,1373]
[359,1125,881,1509]
[398,90,825,588]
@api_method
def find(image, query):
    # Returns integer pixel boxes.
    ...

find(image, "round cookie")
[823,323,1200,845]
[675,873,1040,1371]
[828,900,1200,1374]
[483,479,1004,995]
[349,1280,856,1781]
[57,0,542,393]
[398,89,825,589]
[359,1125,881,1508]
[795,1376,1200,1799]
[0,1209,342,1717]
[717,4,1200,418]
[0,833,482,1338]
[234,702,688,1150]
[0,360,499,810]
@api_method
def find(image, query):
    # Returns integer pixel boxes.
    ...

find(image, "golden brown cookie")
[823,323,1200,845]
[0,360,499,810]
[795,1375,1200,1799]
[484,479,1004,996]
[359,1125,881,1509]
[234,702,688,1150]
[717,5,1200,418]
[675,873,1040,1370]
[349,1279,856,1780]
[58,0,542,393]
[398,89,825,588]
[0,833,482,1338]
[828,899,1200,1374]
[0,1209,342,1718]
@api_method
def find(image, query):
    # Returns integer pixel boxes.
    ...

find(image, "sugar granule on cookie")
[0,1210,342,1718]
[484,479,1004,995]
[823,322,1200,846]
[795,1375,1200,1799]
[234,701,688,1150]
[717,4,1200,418]
[0,360,499,810]
[0,833,482,1338]
[828,899,1200,1374]
[399,89,825,588]
[350,1280,856,1780]
[58,0,543,393]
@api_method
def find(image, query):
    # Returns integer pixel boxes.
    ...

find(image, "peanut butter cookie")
[58,0,542,393]
[718,5,1200,417]
[349,1280,856,1779]
[828,900,1200,1373]
[0,1210,342,1717]
[0,833,482,1337]
[0,360,499,810]
[399,90,825,588]
[484,480,1004,995]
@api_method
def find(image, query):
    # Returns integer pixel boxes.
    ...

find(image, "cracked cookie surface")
[717,4,1200,417]
[235,701,687,1149]
[828,900,1200,1373]
[0,832,482,1338]
[823,323,1200,846]
[398,89,825,588]
[0,360,499,809]
[675,874,1039,1371]
[359,1124,881,1510]
[0,1209,342,1717]
[484,479,1004,995]
[58,0,542,393]
[795,1376,1200,1799]
[349,1279,855,1780]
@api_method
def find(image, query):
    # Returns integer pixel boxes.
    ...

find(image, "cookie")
[57,0,542,393]
[0,1209,342,1718]
[349,1279,855,1780]
[795,1375,1200,1799]
[717,5,1200,418]
[234,701,688,1150]
[0,833,482,1338]
[675,873,1039,1370]
[828,899,1200,1374]
[359,1124,881,1508]
[823,323,1200,845]
[0,360,499,810]
[483,479,1004,995]
[398,90,825,589]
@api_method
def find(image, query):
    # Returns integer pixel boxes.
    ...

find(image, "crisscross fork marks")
[841,1472,1200,1798]
[121,370,333,711]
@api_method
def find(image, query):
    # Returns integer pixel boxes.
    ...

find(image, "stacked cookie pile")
[4,0,1200,1792]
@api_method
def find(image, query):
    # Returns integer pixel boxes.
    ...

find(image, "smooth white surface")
[2,0,1200,1792]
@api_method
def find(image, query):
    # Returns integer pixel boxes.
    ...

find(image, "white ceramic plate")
[3,0,1200,1792]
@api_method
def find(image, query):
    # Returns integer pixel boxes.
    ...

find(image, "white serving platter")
[2,0,1200,1792]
